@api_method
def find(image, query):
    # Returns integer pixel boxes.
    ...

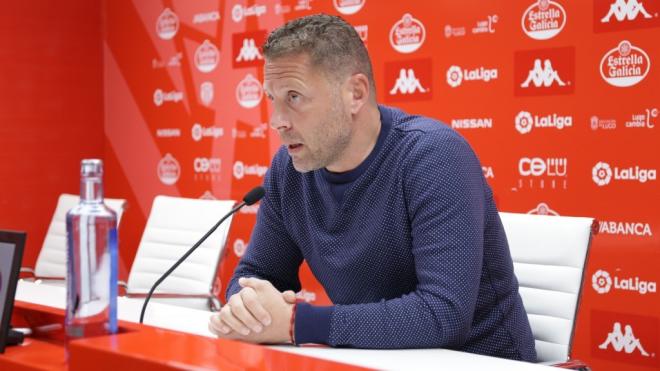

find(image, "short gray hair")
[263,14,375,93]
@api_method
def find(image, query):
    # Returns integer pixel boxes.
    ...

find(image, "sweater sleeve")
[295,131,487,348]
[226,149,304,300]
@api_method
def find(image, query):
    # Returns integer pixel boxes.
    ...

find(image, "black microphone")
[139,186,265,323]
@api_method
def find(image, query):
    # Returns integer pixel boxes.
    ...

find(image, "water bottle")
[65,159,118,338]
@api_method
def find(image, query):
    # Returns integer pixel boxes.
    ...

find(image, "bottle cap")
[81,159,103,178]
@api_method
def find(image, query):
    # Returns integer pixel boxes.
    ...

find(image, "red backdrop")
[3,1,652,370]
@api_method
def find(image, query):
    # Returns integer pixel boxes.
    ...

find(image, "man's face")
[263,53,352,173]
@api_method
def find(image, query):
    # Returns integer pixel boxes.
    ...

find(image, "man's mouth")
[287,143,303,152]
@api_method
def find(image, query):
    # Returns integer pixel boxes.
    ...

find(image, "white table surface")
[15,280,558,370]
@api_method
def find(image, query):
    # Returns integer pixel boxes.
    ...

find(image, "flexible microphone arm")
[139,186,265,324]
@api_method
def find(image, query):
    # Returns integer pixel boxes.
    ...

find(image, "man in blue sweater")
[208,14,537,362]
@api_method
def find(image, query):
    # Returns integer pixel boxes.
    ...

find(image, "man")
[208,14,537,362]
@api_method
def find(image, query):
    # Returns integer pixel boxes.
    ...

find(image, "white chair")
[21,193,127,283]
[500,212,594,367]
[121,196,235,312]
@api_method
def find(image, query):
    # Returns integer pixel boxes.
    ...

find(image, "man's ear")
[347,73,371,115]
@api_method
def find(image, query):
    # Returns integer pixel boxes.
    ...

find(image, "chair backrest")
[126,196,235,310]
[34,193,127,278]
[499,212,594,363]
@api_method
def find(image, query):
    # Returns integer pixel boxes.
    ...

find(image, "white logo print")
[234,239,247,257]
[236,74,263,108]
[521,0,567,40]
[446,65,498,87]
[389,13,426,54]
[199,191,217,200]
[390,69,427,94]
[626,108,657,128]
[192,123,223,141]
[515,111,534,134]
[193,11,220,24]
[515,110,572,134]
[600,40,651,87]
[446,66,463,87]
[527,202,560,216]
[236,38,263,62]
[599,221,653,237]
[599,323,650,356]
[333,0,366,15]
[200,81,214,106]
[233,161,268,179]
[156,8,179,40]
[231,4,266,23]
[592,162,656,185]
[157,153,180,185]
[601,0,653,23]
[592,270,613,294]
[153,89,183,106]
[521,59,566,87]
[592,162,613,186]
[194,157,221,173]
[195,40,220,73]
[519,158,567,177]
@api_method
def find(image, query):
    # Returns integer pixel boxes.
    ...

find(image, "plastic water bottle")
[65,159,118,338]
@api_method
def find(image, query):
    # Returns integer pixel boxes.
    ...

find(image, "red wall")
[0,2,104,268]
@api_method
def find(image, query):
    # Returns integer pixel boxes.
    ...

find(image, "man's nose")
[269,109,291,131]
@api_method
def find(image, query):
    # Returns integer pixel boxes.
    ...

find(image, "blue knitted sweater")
[227,105,537,362]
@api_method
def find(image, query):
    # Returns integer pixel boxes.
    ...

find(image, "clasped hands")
[208,277,297,344]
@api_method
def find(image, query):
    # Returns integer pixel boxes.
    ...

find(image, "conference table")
[2,281,559,370]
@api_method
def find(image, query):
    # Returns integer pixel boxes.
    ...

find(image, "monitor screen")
[0,231,25,353]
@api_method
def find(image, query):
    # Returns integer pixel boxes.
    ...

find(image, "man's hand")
[209,277,297,344]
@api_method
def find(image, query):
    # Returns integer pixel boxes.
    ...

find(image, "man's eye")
[289,93,300,102]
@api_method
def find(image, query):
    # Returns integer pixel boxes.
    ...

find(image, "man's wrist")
[288,303,297,345]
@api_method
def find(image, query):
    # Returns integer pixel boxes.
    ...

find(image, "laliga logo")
[515,111,534,134]
[592,270,613,294]
[234,239,247,257]
[236,74,263,108]
[521,0,566,40]
[592,269,657,295]
[389,13,426,54]
[600,40,650,87]
[333,0,366,15]
[156,8,179,40]
[157,153,180,185]
[446,66,463,87]
[592,162,613,186]
[200,81,214,106]
[446,65,498,87]
[195,40,220,73]
[233,161,268,179]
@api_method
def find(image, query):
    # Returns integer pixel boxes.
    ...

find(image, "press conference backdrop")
[103,1,659,370]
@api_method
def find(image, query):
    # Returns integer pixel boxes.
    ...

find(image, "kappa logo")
[600,40,651,87]
[333,0,366,15]
[527,202,560,215]
[389,13,426,54]
[514,47,574,96]
[236,74,263,108]
[520,59,567,87]
[601,0,654,23]
[156,8,179,40]
[195,40,220,73]
[521,0,567,40]
[385,59,432,102]
[592,161,657,186]
[599,322,651,356]
[157,153,180,185]
[236,38,262,62]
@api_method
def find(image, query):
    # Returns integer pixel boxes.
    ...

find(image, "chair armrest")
[546,359,590,371]
[19,267,36,280]
[124,292,221,311]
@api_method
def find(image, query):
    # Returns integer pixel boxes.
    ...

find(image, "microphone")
[139,186,265,323]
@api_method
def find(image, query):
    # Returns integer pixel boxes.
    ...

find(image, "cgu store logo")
[389,13,426,54]
[592,161,656,186]
[236,74,263,109]
[333,0,366,15]
[521,0,567,40]
[385,59,432,102]
[156,8,179,40]
[195,40,220,73]
[600,40,651,87]
[514,47,574,96]
[592,310,658,367]
[592,269,656,295]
